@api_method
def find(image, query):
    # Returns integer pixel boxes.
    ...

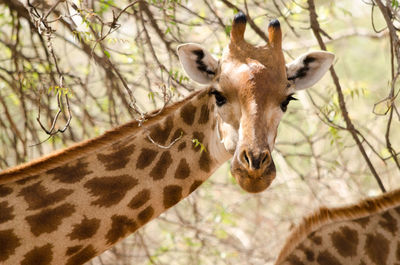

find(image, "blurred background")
[0,0,399,264]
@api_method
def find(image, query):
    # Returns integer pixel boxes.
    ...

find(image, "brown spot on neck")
[128,189,151,209]
[180,102,197,125]
[137,206,154,224]
[68,216,101,241]
[66,245,83,256]
[198,104,210,124]
[25,203,75,236]
[0,185,13,197]
[84,175,138,208]
[365,232,389,264]
[178,142,187,151]
[148,116,174,145]
[379,211,398,236]
[106,215,137,245]
[149,151,173,180]
[189,180,203,193]
[163,185,182,209]
[136,148,158,169]
[174,158,190,179]
[47,160,92,184]
[199,149,212,172]
[21,244,53,265]
[97,143,135,171]
[316,250,342,265]
[18,182,73,210]
[0,229,21,262]
[0,202,14,224]
[331,226,358,257]
[65,245,96,265]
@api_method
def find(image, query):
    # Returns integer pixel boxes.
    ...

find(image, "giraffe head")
[177,12,334,193]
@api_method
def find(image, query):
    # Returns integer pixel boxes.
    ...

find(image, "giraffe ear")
[286,51,334,90]
[177,43,218,85]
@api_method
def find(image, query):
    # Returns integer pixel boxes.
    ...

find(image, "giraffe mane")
[275,188,400,264]
[0,89,205,185]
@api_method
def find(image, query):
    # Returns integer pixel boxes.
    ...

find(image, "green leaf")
[192,139,207,153]
[104,50,111,58]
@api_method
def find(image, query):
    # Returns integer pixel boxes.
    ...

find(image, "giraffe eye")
[210,90,227,107]
[280,94,297,112]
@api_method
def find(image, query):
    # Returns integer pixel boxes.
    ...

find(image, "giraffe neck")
[0,88,231,265]
[276,189,400,265]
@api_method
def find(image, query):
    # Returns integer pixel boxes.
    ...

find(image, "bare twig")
[373,0,400,170]
[307,0,386,192]
[147,131,183,149]
[26,0,73,140]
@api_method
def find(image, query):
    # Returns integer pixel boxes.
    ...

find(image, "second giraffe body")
[276,189,400,265]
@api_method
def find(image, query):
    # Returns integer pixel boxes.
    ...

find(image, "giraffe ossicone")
[0,12,333,265]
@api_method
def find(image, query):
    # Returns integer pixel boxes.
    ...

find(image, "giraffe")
[0,12,333,265]
[275,189,400,265]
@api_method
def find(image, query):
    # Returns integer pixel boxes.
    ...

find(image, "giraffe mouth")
[231,160,276,193]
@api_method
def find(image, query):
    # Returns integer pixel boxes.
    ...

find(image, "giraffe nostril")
[261,150,271,167]
[244,152,250,165]
[240,150,251,168]
[262,152,268,164]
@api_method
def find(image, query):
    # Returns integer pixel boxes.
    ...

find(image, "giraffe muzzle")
[231,153,276,193]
